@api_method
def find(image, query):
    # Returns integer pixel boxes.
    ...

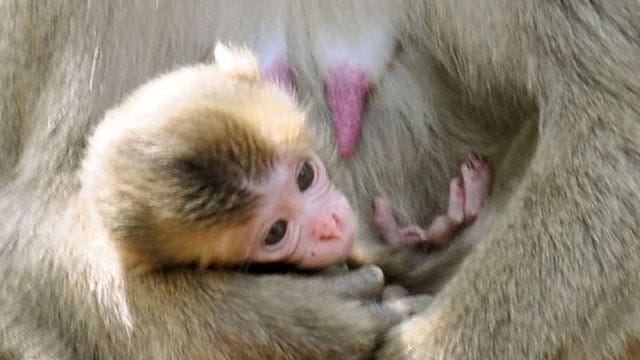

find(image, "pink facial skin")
[246,152,357,269]
[262,55,294,93]
[325,63,370,158]
[374,153,491,248]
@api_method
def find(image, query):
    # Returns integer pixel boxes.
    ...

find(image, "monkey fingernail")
[379,294,435,326]
[360,265,385,284]
[381,285,410,301]
[328,265,385,299]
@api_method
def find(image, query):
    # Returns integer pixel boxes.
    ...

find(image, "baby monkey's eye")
[265,219,287,246]
[296,160,315,192]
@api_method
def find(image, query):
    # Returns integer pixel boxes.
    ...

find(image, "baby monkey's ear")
[214,43,259,82]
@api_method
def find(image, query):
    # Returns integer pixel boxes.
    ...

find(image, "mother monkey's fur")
[375,1,640,359]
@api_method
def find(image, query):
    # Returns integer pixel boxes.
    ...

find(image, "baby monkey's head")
[82,45,357,273]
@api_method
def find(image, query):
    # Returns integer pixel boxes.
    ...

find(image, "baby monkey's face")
[164,141,357,271]
[240,150,357,269]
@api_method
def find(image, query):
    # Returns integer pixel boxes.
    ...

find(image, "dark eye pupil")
[265,220,287,245]
[297,161,314,192]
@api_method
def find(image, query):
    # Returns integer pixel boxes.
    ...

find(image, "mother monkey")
[2,1,640,360]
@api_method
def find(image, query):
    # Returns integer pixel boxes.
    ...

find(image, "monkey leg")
[460,153,491,222]
[373,153,491,248]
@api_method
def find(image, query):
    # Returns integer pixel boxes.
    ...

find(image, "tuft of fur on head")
[214,43,260,82]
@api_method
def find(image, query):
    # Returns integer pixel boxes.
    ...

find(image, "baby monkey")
[80,45,490,274]
[80,45,358,273]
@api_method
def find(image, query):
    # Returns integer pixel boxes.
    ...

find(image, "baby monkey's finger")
[368,294,435,330]
[323,265,385,299]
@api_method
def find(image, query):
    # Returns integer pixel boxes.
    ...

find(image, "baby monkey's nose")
[312,212,343,241]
